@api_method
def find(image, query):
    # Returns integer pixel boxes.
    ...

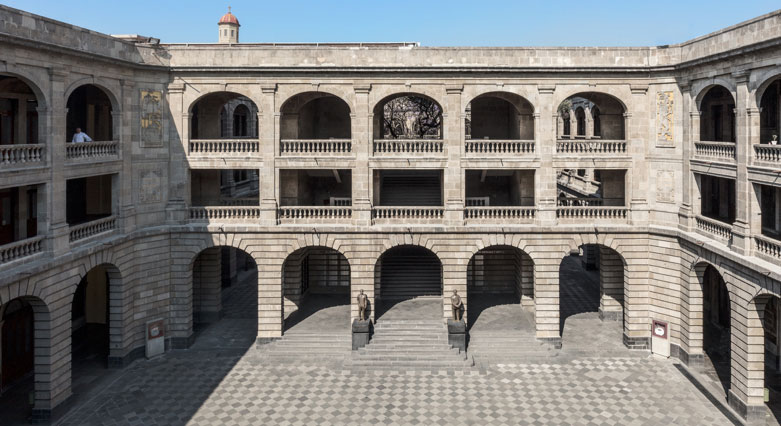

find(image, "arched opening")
[375,245,442,320]
[700,264,732,395]
[0,298,37,423]
[760,78,780,145]
[699,86,735,143]
[280,92,351,140]
[557,93,626,140]
[557,168,627,207]
[466,246,534,332]
[282,247,350,334]
[756,295,781,421]
[190,92,258,139]
[465,92,534,140]
[191,247,258,349]
[559,244,625,349]
[373,94,442,140]
[66,84,113,142]
[0,75,40,146]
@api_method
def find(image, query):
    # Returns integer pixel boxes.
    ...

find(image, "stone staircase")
[467,331,558,368]
[349,319,474,372]
[255,330,351,364]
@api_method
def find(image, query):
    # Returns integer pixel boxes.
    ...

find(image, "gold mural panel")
[140,90,163,146]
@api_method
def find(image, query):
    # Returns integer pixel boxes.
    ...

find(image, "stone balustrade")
[755,235,781,260]
[373,139,444,155]
[372,206,444,223]
[278,206,352,223]
[69,215,117,242]
[695,215,733,244]
[0,144,44,168]
[557,197,605,207]
[694,141,736,161]
[218,198,259,206]
[754,144,781,164]
[66,141,119,161]
[189,206,261,221]
[280,139,352,155]
[464,207,535,223]
[556,139,627,154]
[464,139,535,155]
[0,235,45,264]
[556,206,628,221]
[189,139,259,154]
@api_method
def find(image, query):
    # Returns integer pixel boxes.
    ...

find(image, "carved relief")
[656,170,675,203]
[656,91,674,145]
[140,90,163,146]
[139,170,162,204]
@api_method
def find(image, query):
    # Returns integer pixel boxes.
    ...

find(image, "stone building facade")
[0,5,780,423]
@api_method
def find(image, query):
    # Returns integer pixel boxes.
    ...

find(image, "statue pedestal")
[447,319,466,353]
[352,319,371,350]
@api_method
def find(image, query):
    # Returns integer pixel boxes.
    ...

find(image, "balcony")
[556,139,627,155]
[189,206,261,222]
[373,139,444,156]
[464,139,535,156]
[695,215,733,245]
[694,141,736,162]
[278,206,352,224]
[755,235,781,260]
[189,138,260,155]
[557,206,628,222]
[754,144,781,165]
[464,170,535,225]
[65,141,119,162]
[280,139,352,156]
[372,206,444,224]
[464,206,535,224]
[69,215,116,243]
[0,144,44,169]
[0,235,44,265]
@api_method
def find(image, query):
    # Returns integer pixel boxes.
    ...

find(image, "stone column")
[534,250,561,344]
[679,84,694,230]
[48,68,70,256]
[728,297,766,423]
[444,85,464,226]
[352,84,372,226]
[166,82,188,223]
[520,252,535,310]
[584,105,593,139]
[628,87,649,224]
[732,72,751,255]
[556,113,564,139]
[537,85,557,227]
[15,95,26,144]
[193,247,222,323]
[258,256,283,340]
[118,81,134,233]
[259,84,278,226]
[598,246,623,321]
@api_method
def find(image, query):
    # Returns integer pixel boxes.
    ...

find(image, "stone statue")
[357,289,368,321]
[450,290,463,321]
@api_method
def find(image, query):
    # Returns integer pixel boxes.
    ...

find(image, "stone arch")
[0,71,49,147]
[65,82,118,142]
[752,68,781,106]
[0,70,48,110]
[746,292,781,410]
[372,91,445,140]
[278,89,354,115]
[553,87,630,114]
[374,243,443,302]
[279,90,352,139]
[63,78,121,112]
[692,79,737,111]
[186,87,261,115]
[464,91,536,140]
[188,90,261,140]
[0,294,52,415]
[555,89,628,140]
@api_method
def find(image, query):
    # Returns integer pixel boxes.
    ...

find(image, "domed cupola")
[218,7,240,44]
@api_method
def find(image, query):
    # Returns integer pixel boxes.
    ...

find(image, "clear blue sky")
[4,0,780,46]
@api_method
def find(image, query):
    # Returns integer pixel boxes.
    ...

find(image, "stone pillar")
[15,95,26,144]
[598,247,623,321]
[166,82,188,223]
[679,84,695,230]
[520,252,535,310]
[732,72,751,255]
[258,255,283,340]
[728,297,766,423]
[534,248,562,344]
[118,82,134,234]
[48,68,70,256]
[556,113,564,138]
[259,84,278,226]
[282,250,304,316]
[193,247,222,323]
[352,84,372,226]
[444,85,463,226]
[537,85,558,227]
[584,105,593,139]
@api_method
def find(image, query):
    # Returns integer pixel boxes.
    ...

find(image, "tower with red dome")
[218,7,240,43]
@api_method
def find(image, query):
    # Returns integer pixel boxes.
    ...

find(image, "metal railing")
[0,235,45,264]
[69,216,117,242]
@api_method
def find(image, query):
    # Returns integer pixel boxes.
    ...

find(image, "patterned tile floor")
[0,258,763,425]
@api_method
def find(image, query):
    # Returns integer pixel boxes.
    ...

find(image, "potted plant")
[771,134,778,145]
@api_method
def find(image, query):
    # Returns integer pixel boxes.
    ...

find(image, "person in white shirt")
[72,128,92,143]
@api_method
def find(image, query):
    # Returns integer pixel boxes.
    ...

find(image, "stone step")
[361,343,454,350]
[357,348,464,356]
